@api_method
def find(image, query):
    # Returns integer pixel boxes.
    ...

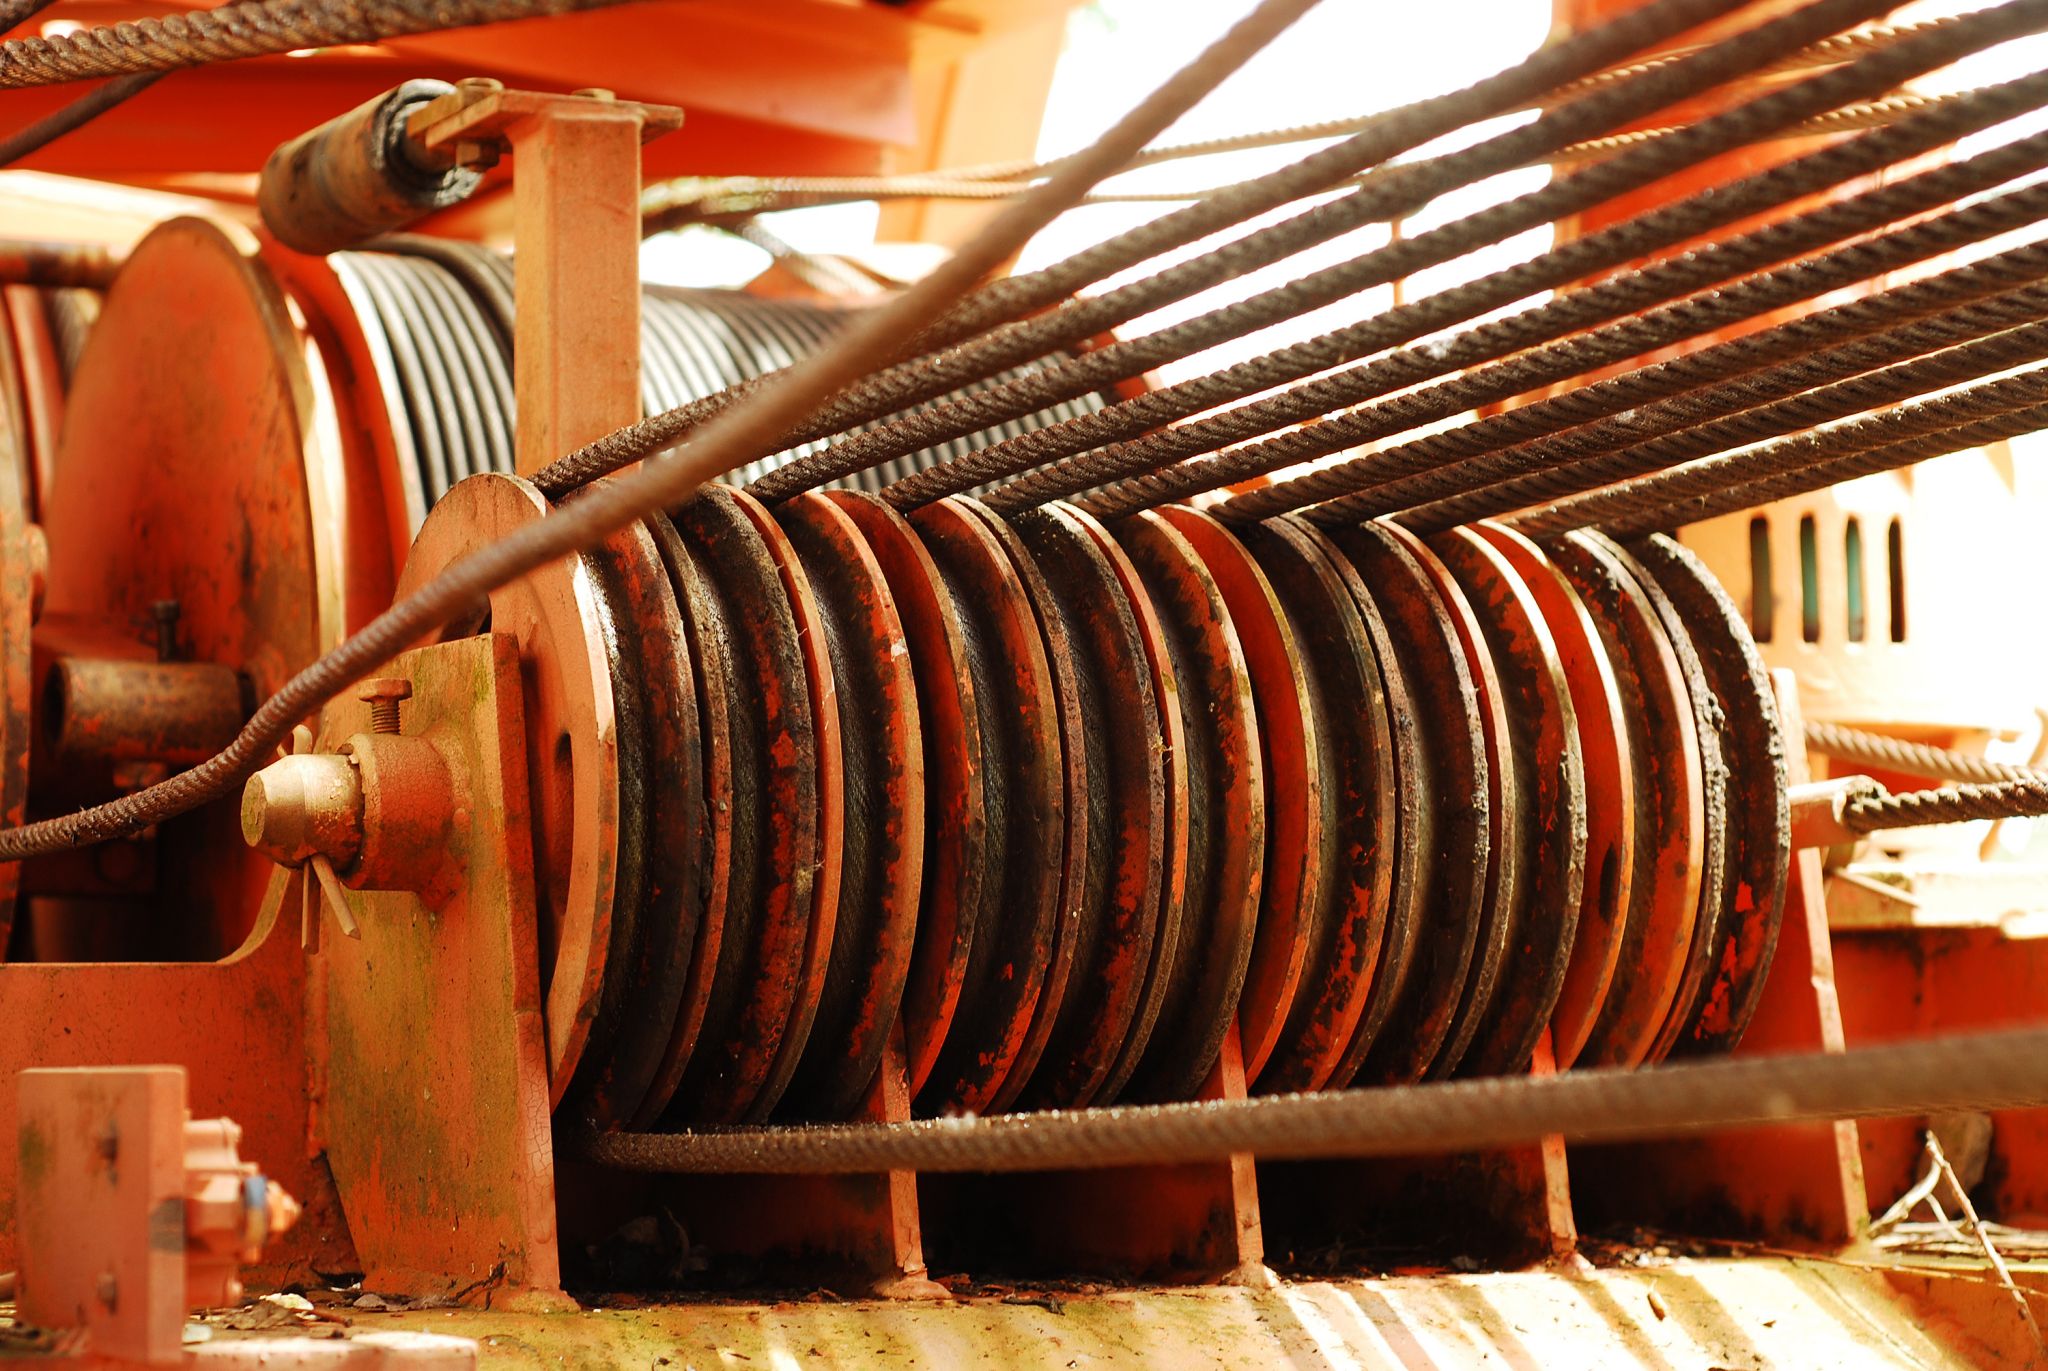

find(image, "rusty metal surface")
[732,486,844,1123]
[777,492,925,1121]
[1114,510,1263,1102]
[1546,532,1704,1070]
[983,500,1135,1113]
[1430,528,1587,1079]
[41,215,332,958]
[833,492,982,1104]
[908,497,1060,1116]
[1471,524,1634,1071]
[1156,506,1316,1083]
[629,510,729,1128]
[1072,502,1192,1105]
[1628,532,1789,1058]
[666,485,825,1125]
[568,518,694,1131]
[1594,534,1729,1067]
[1334,520,1487,1087]
[1379,522,1524,1082]
[0,373,25,955]
[1238,519,1396,1094]
[398,472,617,1104]
[312,632,557,1299]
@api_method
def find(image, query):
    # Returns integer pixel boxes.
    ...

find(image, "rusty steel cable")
[1246,192,2048,529]
[997,78,2048,520]
[1513,363,2048,538]
[1806,720,2045,786]
[1209,189,2048,527]
[537,0,1747,500]
[1846,780,2048,831]
[641,16,1953,221]
[0,0,648,88]
[751,0,1912,506]
[0,70,163,167]
[863,3,2048,514]
[640,93,1966,230]
[1098,123,2048,522]
[1385,264,2048,532]
[0,0,1324,863]
[572,1024,2048,1174]
[0,0,58,39]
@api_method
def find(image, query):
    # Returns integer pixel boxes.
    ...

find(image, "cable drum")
[330,239,1117,522]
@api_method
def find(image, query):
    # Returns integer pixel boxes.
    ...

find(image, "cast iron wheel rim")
[831,490,986,1101]
[1430,526,1588,1079]
[1588,533,1730,1067]
[1073,502,1192,1106]
[909,497,1063,1116]
[1335,519,1489,1087]
[987,502,1155,1114]
[559,529,653,1125]
[1114,509,1264,1102]
[665,484,821,1125]
[571,519,704,1129]
[1237,518,1398,1094]
[1470,523,1635,1072]
[775,492,926,1120]
[629,511,732,1127]
[730,487,843,1123]
[1627,532,1790,1058]
[1157,506,1320,1083]
[1546,531,1705,1069]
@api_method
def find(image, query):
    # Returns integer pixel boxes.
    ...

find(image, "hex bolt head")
[356,678,413,735]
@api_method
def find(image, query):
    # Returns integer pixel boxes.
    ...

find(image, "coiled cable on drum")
[334,237,1117,522]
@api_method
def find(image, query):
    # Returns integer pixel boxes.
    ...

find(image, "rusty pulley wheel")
[1001,500,1166,1112]
[1471,524,1634,1072]
[1336,519,1489,1087]
[1546,531,1704,1070]
[1115,509,1264,1103]
[1590,532,1730,1068]
[397,473,620,1104]
[910,497,1063,1117]
[569,518,700,1131]
[1430,526,1588,1079]
[834,492,983,1103]
[1370,523,1522,1083]
[1076,504,1193,1106]
[629,511,732,1128]
[1628,532,1789,1058]
[1156,506,1317,1084]
[1238,518,1398,1095]
[731,488,844,1123]
[776,492,925,1121]
[665,485,826,1126]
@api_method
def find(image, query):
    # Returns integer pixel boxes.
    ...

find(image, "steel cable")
[749,0,1904,506]
[997,75,2048,519]
[1390,268,2048,532]
[573,1025,2048,1174]
[0,0,1322,863]
[537,0,1746,500]
[1257,192,2048,529]
[1514,364,2048,537]
[883,3,2044,514]
[1847,780,2048,831]
[1806,720,2045,786]
[0,0,643,88]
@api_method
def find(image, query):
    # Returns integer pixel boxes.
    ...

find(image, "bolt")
[150,600,180,662]
[573,87,617,101]
[357,678,413,735]
[455,76,504,98]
